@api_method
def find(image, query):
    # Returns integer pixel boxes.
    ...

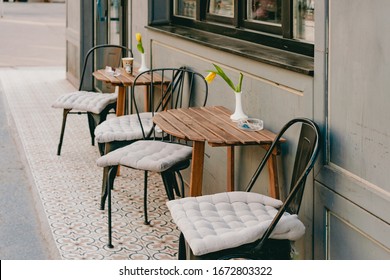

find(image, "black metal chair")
[167,118,320,260]
[94,66,182,210]
[52,44,133,155]
[95,67,208,248]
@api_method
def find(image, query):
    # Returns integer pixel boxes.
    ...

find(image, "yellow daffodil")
[136,33,142,42]
[135,32,144,54]
[205,72,216,84]
[206,64,243,92]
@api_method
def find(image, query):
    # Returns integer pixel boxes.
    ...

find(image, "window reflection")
[294,0,314,42]
[110,0,120,45]
[247,0,281,24]
[209,0,234,18]
[175,0,197,18]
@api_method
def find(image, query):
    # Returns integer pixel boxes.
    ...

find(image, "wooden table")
[93,67,165,115]
[152,106,285,198]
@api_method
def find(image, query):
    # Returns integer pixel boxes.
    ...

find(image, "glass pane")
[293,0,315,42]
[109,0,120,45]
[208,0,234,18]
[174,0,197,18]
[247,0,281,24]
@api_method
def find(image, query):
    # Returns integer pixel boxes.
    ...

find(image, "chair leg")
[160,171,177,200]
[100,166,109,210]
[87,113,98,146]
[99,143,113,210]
[57,109,71,156]
[98,142,105,156]
[143,170,150,225]
[88,107,112,147]
[175,171,185,198]
[106,165,118,248]
[178,232,187,260]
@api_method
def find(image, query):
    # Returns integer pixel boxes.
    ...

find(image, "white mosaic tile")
[0,67,180,260]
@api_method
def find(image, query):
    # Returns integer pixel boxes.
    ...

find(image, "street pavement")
[0,2,65,259]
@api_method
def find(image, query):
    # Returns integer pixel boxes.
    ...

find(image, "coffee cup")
[121,57,134,74]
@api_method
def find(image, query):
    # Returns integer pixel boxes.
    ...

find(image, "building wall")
[66,0,390,259]
[129,0,390,259]
[148,32,314,194]
[65,0,80,87]
[65,1,93,89]
[129,2,316,259]
[314,0,390,259]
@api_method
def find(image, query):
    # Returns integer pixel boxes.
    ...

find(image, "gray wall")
[65,0,81,87]
[65,0,390,259]
[129,1,316,259]
[314,0,390,259]
[66,0,93,88]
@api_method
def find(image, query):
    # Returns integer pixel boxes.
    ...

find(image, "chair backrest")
[79,44,133,91]
[245,118,320,247]
[131,67,209,139]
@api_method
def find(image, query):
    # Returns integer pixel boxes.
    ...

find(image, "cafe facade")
[65,0,390,259]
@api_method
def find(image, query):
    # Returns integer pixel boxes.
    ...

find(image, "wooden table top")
[153,106,283,147]
[92,68,167,87]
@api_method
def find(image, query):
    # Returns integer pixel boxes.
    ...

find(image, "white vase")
[230,91,248,121]
[138,53,149,73]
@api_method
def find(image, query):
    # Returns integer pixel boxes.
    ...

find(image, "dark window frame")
[168,0,313,57]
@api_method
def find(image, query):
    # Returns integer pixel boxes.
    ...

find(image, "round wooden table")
[153,106,285,198]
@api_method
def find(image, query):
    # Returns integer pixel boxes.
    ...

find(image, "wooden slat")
[92,71,110,83]
[171,109,225,144]
[212,105,284,143]
[196,107,264,145]
[116,71,135,85]
[186,107,243,145]
[159,111,205,142]
[152,114,187,139]
[153,106,284,147]
[94,68,170,87]
[95,69,122,85]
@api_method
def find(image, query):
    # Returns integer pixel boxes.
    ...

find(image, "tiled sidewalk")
[0,67,179,260]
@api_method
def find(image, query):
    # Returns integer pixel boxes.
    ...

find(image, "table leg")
[227,146,235,192]
[116,86,126,116]
[115,86,126,176]
[267,152,280,199]
[189,141,205,197]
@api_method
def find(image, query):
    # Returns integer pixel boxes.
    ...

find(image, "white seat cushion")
[166,192,305,256]
[94,112,162,143]
[52,91,117,114]
[96,140,192,172]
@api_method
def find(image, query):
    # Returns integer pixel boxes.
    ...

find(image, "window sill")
[147,25,314,76]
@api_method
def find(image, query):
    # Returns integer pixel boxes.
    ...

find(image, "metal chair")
[167,118,320,259]
[52,44,133,155]
[94,67,198,209]
[96,67,208,248]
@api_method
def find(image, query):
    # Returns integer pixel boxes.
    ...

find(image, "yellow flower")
[136,33,142,43]
[135,33,144,54]
[205,72,216,84]
[206,64,243,92]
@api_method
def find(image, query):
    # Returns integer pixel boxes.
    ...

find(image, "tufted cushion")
[52,91,117,114]
[96,140,192,172]
[166,192,305,256]
[94,112,162,143]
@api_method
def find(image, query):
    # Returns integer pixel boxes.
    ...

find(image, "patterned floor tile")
[0,67,180,260]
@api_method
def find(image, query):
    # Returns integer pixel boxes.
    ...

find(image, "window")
[172,0,314,56]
